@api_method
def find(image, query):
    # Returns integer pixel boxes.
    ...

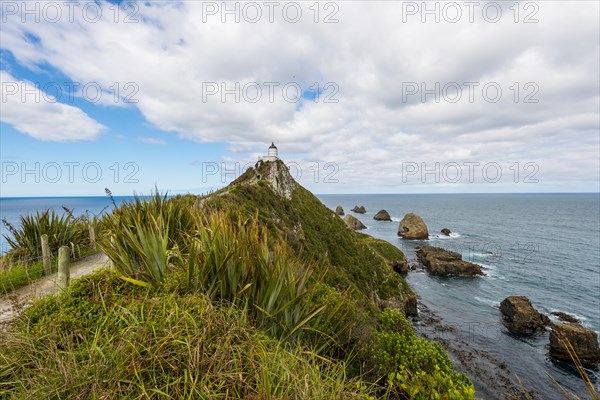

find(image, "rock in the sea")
[397,213,429,239]
[499,296,549,334]
[351,205,366,214]
[373,209,392,221]
[551,311,580,323]
[416,245,483,276]
[335,205,344,216]
[343,214,366,230]
[391,259,409,274]
[441,228,452,236]
[549,323,600,365]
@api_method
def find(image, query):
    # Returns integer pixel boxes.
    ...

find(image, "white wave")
[391,217,401,222]
[474,296,499,308]
[548,309,589,323]
[431,232,461,240]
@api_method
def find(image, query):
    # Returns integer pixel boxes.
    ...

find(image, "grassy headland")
[0,160,475,399]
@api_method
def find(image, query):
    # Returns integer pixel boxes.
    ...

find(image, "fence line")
[0,225,99,293]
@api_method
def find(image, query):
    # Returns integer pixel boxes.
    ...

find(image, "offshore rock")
[549,323,600,365]
[398,213,429,240]
[373,210,392,221]
[499,296,549,334]
[417,245,483,276]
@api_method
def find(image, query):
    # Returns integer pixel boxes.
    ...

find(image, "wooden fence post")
[88,220,96,250]
[58,246,70,290]
[41,234,51,275]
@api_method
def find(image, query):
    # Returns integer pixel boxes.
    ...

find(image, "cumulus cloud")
[0,1,598,189]
[0,71,105,141]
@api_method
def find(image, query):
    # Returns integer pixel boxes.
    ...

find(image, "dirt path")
[0,253,110,328]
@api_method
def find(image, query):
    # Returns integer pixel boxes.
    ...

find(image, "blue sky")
[1,1,599,196]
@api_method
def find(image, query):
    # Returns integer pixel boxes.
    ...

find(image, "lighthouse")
[262,142,278,162]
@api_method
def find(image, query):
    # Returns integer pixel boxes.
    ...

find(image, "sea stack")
[373,210,392,221]
[398,213,429,240]
[335,206,344,216]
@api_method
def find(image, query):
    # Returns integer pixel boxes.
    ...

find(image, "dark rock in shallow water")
[398,213,429,240]
[335,205,344,216]
[549,323,600,365]
[499,296,549,334]
[441,228,452,236]
[342,214,366,230]
[416,245,483,276]
[351,205,366,214]
[373,209,392,221]
[551,311,580,323]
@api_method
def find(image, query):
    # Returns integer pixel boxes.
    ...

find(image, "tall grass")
[99,191,328,341]
[2,209,89,263]
[186,211,327,340]
[99,191,196,286]
[0,271,370,399]
[547,339,600,400]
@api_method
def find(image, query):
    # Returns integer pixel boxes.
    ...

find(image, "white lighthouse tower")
[262,142,278,162]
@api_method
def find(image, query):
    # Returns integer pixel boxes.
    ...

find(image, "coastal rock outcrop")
[378,294,418,317]
[441,228,452,236]
[551,311,579,323]
[343,214,366,230]
[549,323,600,365]
[499,296,549,334]
[397,213,429,240]
[335,206,344,216]
[351,206,366,214]
[416,245,483,276]
[373,210,392,221]
[391,259,409,274]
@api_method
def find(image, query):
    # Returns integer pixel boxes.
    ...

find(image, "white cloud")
[0,71,105,141]
[0,1,598,190]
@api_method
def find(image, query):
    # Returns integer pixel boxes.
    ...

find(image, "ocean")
[318,193,600,399]
[1,193,599,398]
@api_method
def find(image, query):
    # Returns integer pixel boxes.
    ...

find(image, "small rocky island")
[397,212,429,239]
[416,245,483,276]
[499,296,549,334]
[335,205,344,216]
[373,209,392,221]
[351,205,366,214]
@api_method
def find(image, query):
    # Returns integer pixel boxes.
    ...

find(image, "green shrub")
[2,209,89,263]
[372,309,475,399]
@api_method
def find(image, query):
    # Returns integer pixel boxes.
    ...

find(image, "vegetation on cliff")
[0,160,475,399]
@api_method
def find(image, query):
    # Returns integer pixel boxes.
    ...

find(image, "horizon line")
[1,191,599,199]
